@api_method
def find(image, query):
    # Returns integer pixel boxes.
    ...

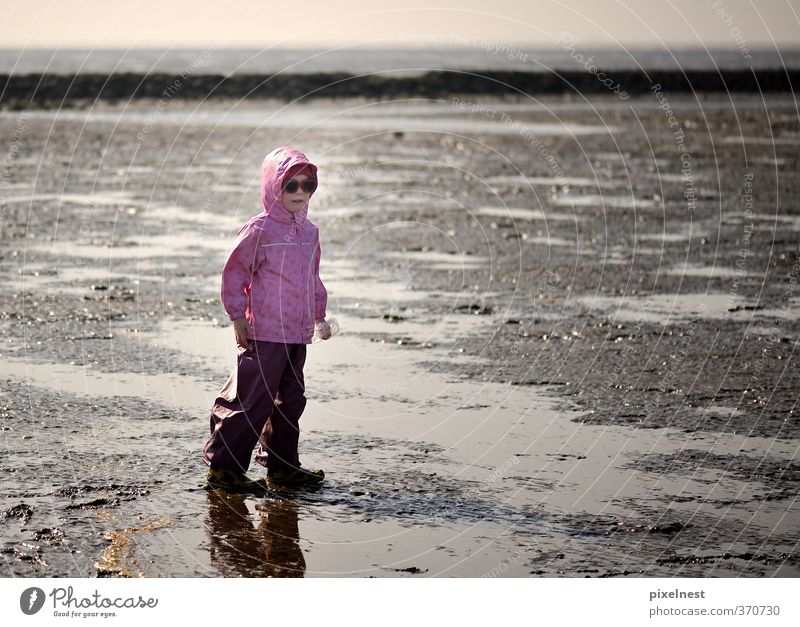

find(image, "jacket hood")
[261,146,318,225]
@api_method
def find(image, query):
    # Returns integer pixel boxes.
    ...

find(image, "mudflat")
[1,94,798,577]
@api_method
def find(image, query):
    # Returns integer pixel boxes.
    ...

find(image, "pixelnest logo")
[20,587,46,615]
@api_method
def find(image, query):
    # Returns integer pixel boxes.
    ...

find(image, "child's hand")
[232,318,253,350]
[314,319,332,340]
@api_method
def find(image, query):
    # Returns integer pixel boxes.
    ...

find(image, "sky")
[1,0,798,49]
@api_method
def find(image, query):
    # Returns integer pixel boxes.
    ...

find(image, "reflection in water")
[205,492,305,577]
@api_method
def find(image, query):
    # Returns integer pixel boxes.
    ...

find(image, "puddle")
[475,206,578,221]
[321,258,483,310]
[751,157,788,166]
[0,359,218,414]
[317,194,459,215]
[484,175,629,190]
[373,192,461,207]
[646,173,710,184]
[11,314,796,576]
[699,405,745,419]
[574,293,764,323]
[147,205,243,229]
[3,284,798,575]
[47,266,157,283]
[326,173,427,186]
[638,231,706,243]
[26,232,230,260]
[750,299,800,320]
[95,517,173,577]
[211,184,253,193]
[630,247,672,256]
[327,279,444,306]
[524,235,575,248]
[165,165,250,175]
[553,193,657,210]
[1,191,137,207]
[313,206,371,218]
[664,264,761,278]
[599,250,631,265]
[24,240,192,260]
[721,212,800,230]
[578,292,799,324]
[16,106,616,137]
[0,298,493,421]
[379,250,488,272]
[3,193,241,231]
[10,265,164,296]
[4,97,798,577]
[722,135,800,146]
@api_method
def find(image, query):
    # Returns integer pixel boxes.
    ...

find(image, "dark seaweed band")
[1,68,798,109]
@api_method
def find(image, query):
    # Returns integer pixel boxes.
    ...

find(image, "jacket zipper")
[290,214,309,340]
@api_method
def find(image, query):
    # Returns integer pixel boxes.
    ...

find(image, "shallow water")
[552,193,657,210]
[7,48,800,76]
[2,95,798,578]
[573,293,774,323]
[4,287,796,576]
[16,105,616,136]
[475,206,578,222]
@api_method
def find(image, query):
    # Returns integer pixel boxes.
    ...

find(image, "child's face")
[281,173,315,213]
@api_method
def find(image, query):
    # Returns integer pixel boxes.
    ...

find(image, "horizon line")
[3,44,800,52]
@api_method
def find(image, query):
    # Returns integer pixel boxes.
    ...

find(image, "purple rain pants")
[203,341,307,474]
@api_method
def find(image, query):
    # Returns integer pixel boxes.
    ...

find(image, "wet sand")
[1,94,798,577]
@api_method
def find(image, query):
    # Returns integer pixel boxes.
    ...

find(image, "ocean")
[2,46,800,76]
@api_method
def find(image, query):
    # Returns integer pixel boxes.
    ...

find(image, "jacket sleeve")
[220,223,262,320]
[312,230,328,321]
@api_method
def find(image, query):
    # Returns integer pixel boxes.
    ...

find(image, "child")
[203,146,331,492]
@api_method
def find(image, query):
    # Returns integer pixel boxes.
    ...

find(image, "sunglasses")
[283,178,316,194]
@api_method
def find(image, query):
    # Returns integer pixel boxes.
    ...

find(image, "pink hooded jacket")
[220,147,327,344]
